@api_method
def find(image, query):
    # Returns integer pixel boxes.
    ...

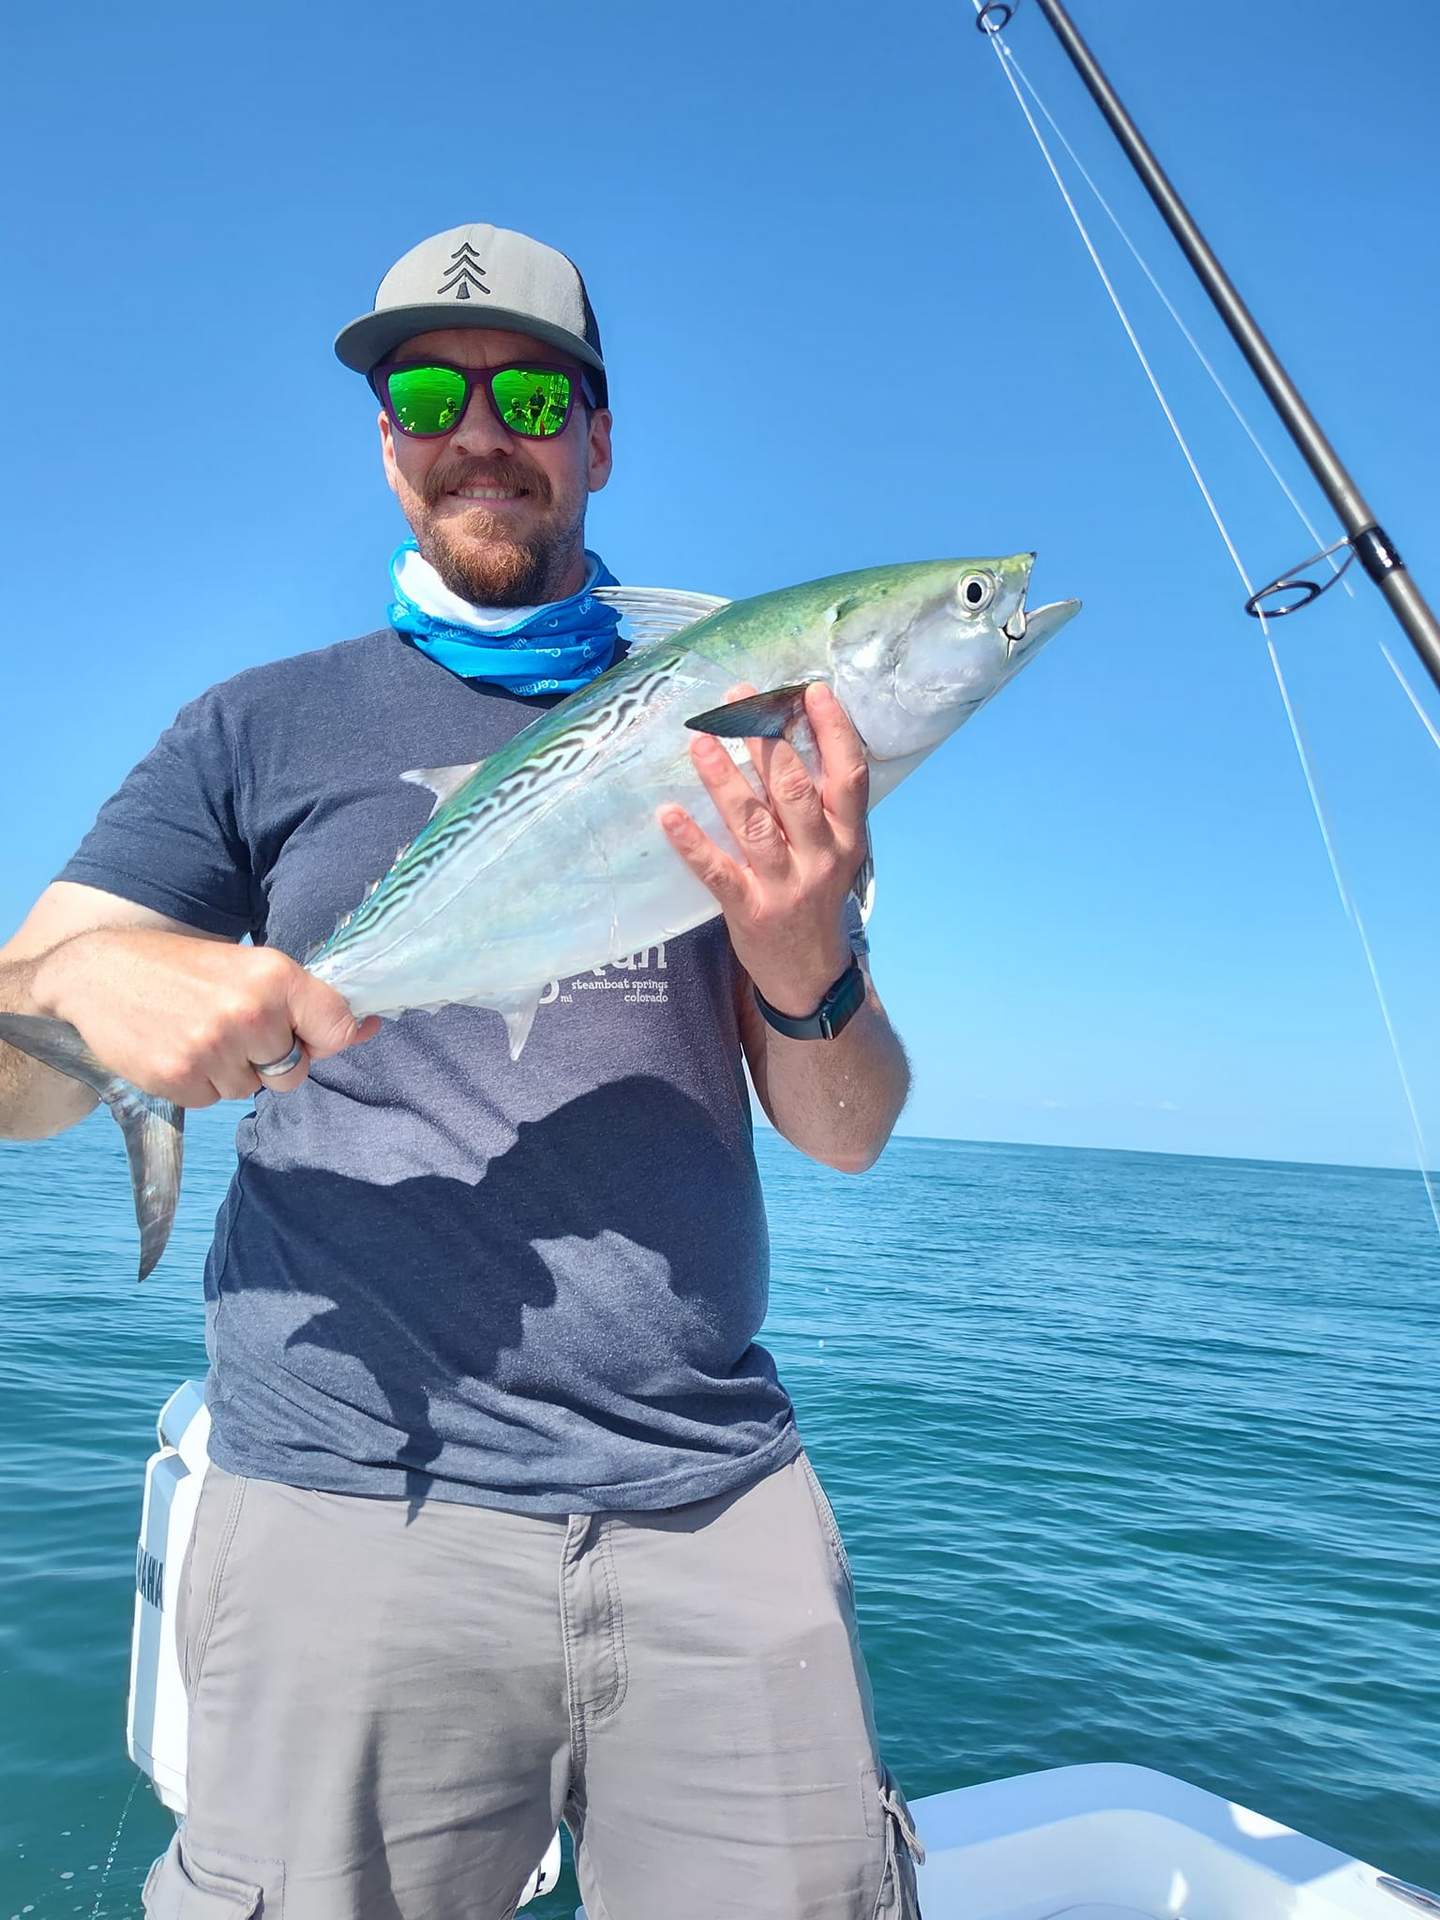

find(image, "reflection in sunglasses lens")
[492,368,572,437]
[388,366,468,435]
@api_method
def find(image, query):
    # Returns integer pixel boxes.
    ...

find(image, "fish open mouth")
[1009,597,1082,656]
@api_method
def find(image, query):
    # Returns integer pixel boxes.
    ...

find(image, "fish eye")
[958,572,996,614]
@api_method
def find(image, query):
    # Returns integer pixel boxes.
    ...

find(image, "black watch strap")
[752,958,867,1040]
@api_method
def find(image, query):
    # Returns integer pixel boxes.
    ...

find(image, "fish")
[0,555,1079,1279]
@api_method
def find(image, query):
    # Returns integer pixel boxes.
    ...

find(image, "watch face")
[820,961,866,1038]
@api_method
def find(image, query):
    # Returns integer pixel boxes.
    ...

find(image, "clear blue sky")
[3,0,1437,1176]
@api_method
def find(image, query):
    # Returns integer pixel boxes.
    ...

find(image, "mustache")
[423,456,550,509]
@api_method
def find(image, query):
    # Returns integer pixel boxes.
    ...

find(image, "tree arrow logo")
[437,242,490,301]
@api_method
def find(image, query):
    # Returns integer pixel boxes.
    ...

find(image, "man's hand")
[32,928,379,1107]
[659,680,907,1173]
[658,680,868,1014]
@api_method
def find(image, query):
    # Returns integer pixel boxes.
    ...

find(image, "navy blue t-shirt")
[60,630,800,1513]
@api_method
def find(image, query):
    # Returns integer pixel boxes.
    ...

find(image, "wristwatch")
[752,958,867,1040]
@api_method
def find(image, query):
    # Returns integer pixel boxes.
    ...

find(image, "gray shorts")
[141,1449,923,1919]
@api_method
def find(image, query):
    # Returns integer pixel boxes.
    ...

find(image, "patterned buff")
[388,540,622,696]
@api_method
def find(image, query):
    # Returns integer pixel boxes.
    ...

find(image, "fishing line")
[996,40,1353,602]
[1258,663,1440,1236]
[973,16,1256,597]
[997,31,1440,763]
[972,3,1440,1234]
[1378,641,1440,753]
[86,1768,143,1920]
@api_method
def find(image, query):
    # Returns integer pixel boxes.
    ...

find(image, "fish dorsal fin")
[400,761,484,816]
[684,683,812,740]
[592,585,731,649]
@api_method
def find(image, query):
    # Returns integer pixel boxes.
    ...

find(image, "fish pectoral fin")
[591,585,731,648]
[851,821,876,927]
[400,761,484,816]
[0,1013,184,1283]
[684,683,813,741]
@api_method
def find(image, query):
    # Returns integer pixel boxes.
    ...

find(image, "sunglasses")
[372,359,597,440]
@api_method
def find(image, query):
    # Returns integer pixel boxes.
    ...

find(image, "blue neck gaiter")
[389,540,622,697]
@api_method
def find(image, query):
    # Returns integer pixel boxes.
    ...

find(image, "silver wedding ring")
[252,1040,304,1079]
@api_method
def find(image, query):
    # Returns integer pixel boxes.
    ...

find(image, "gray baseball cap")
[334,222,607,405]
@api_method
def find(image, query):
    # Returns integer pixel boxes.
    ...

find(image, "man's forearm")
[0,952,100,1139]
[755,976,910,1174]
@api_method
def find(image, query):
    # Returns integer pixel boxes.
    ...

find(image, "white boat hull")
[898,1762,1433,1920]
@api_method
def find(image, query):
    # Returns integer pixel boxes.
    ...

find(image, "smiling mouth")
[449,485,528,503]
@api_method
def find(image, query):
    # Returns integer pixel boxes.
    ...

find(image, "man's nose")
[449,382,513,458]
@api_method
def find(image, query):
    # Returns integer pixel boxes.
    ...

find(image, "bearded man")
[0,223,922,1920]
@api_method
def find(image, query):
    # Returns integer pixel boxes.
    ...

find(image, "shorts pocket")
[181,1470,249,1697]
[142,1835,265,1916]
[797,1450,855,1591]
[866,1764,925,1919]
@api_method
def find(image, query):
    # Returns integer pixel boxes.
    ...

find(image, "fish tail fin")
[0,1013,184,1282]
[113,1085,185,1284]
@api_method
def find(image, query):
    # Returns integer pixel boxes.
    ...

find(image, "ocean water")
[1,1108,1437,1917]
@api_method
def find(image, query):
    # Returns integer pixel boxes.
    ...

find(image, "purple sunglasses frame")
[369,357,599,440]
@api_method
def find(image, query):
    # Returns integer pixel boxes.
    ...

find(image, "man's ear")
[586,407,614,495]
[379,409,400,497]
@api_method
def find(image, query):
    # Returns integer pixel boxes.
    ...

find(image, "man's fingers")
[721,680,855,851]
[807,682,869,829]
[719,682,789,823]
[659,805,750,908]
[756,736,828,850]
[286,969,380,1064]
[212,1061,268,1101]
[240,1046,305,1095]
[139,1063,228,1109]
[688,735,791,876]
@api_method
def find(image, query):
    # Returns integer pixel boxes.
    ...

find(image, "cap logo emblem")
[437,242,490,302]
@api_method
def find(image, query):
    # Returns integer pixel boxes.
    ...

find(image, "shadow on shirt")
[208,1074,776,1514]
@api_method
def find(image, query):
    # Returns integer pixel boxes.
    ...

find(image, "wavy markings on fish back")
[306,647,729,998]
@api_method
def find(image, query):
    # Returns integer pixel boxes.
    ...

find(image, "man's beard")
[412,453,584,607]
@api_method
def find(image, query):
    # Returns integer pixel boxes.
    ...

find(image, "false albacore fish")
[0,555,1079,1279]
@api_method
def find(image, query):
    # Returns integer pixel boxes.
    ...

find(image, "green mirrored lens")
[491,368,573,436]
[387,366,468,435]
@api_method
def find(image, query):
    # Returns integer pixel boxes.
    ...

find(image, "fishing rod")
[977,0,1440,698]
